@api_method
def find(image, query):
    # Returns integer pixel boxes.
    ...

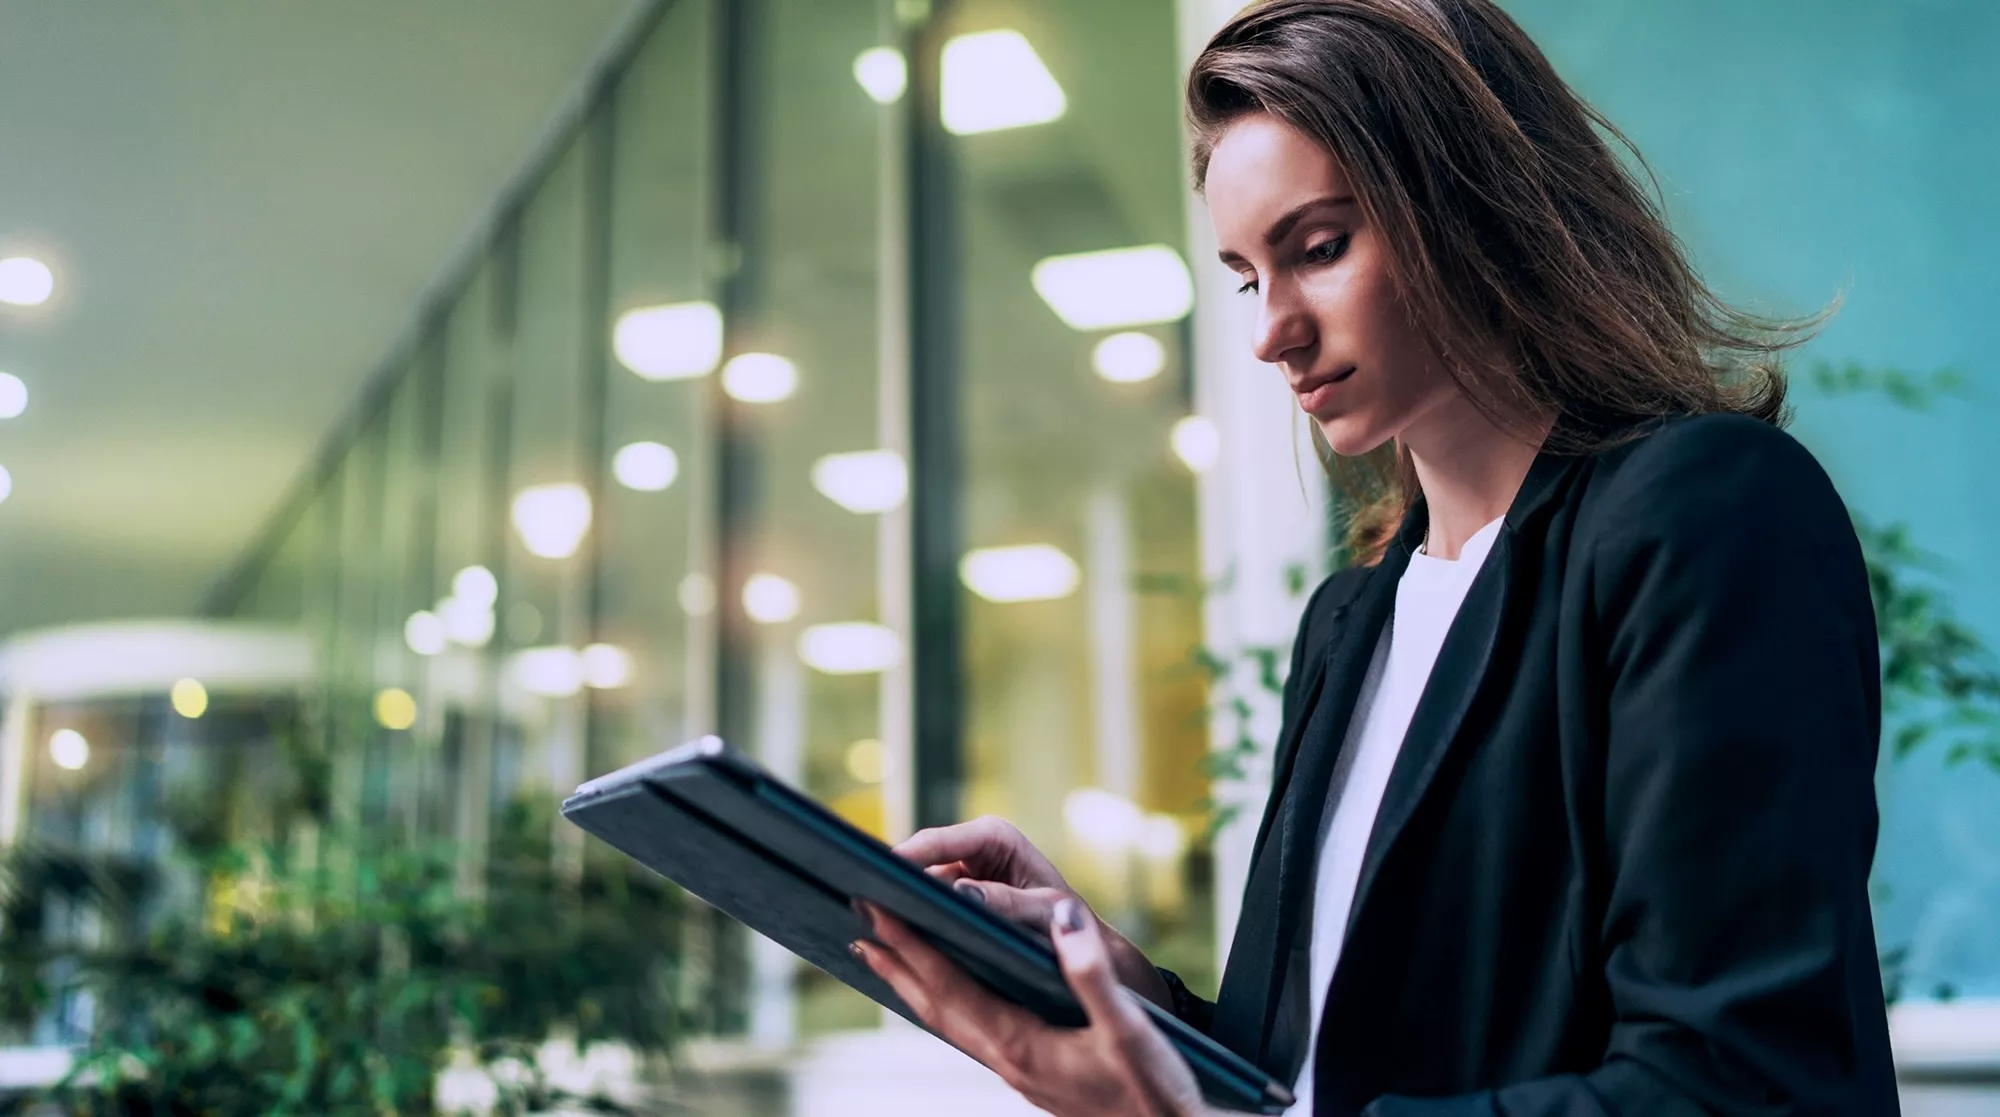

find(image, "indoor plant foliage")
[0,717,687,1116]
[1806,362,2000,1003]
[1806,362,2000,780]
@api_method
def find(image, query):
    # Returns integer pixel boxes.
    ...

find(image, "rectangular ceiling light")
[798,623,903,675]
[941,29,1065,136]
[1031,245,1194,331]
[960,544,1080,603]
[613,301,723,381]
[812,450,909,514]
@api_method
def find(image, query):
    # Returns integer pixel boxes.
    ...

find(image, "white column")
[874,2,916,846]
[0,687,32,846]
[1087,486,1145,930]
[550,560,590,880]
[1178,0,1334,961]
[747,632,805,1049]
[1085,486,1140,807]
[680,0,720,746]
[680,421,719,745]
[872,0,920,1036]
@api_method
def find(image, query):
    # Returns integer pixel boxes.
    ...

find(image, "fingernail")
[849,940,868,960]
[953,879,986,906]
[1054,898,1085,935]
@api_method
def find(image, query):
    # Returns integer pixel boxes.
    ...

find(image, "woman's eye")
[1235,277,1258,295]
[1305,233,1352,264]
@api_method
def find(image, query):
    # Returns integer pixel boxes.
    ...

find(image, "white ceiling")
[0,0,638,636]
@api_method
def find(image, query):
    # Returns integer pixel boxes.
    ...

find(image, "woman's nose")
[1251,287,1312,366]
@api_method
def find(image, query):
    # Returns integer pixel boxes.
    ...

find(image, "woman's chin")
[1317,416,1392,459]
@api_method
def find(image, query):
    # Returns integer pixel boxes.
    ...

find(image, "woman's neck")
[1403,395,1549,561]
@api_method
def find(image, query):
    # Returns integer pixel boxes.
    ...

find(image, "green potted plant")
[0,715,689,1116]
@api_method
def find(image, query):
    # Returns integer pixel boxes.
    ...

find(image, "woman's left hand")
[852,897,1214,1117]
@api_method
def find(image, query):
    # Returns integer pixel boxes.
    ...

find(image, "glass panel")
[741,0,888,1039]
[328,434,386,818]
[941,0,1214,984]
[427,261,504,847]
[247,512,308,624]
[501,137,591,806]
[597,0,713,773]
[336,425,387,691]
[436,263,502,620]
[299,463,344,769]
[361,368,427,832]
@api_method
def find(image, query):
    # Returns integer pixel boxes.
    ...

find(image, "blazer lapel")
[1205,648,1330,1065]
[1339,534,1510,953]
[1338,451,1580,950]
[1210,548,1404,1068]
[1267,552,1404,980]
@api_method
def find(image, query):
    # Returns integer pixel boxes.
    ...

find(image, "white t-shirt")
[1289,516,1504,1116]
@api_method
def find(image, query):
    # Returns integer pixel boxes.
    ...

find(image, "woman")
[852,0,1899,1112]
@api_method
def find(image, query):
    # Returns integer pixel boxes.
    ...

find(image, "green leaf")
[329,1061,357,1102]
[1806,360,1965,410]
[228,1015,261,1061]
[1201,803,1242,844]
[1198,753,1244,779]
[1189,646,1230,681]
[1245,645,1284,695]
[187,1022,219,1065]
[1283,562,1309,597]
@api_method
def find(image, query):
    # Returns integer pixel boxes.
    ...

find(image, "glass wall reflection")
[29,0,1230,1052]
[942,0,1216,988]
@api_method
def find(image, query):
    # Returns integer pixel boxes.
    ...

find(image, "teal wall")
[1506,0,2000,999]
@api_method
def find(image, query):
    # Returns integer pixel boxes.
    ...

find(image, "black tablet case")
[561,738,1290,1113]
[561,766,912,1022]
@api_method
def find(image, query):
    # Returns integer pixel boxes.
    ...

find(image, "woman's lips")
[1296,366,1356,414]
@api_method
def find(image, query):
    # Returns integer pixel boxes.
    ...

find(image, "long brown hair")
[1187,0,1818,562]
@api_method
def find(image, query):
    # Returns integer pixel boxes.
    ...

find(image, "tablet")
[561,736,1293,1113]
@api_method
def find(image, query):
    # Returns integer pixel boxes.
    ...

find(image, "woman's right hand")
[893,816,1173,1011]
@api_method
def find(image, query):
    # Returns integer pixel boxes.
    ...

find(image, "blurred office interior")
[0,0,1996,1112]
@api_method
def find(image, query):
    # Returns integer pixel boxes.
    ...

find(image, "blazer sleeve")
[1364,417,1889,1116]
[1154,568,1351,1034]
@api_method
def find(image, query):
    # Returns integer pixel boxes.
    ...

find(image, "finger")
[852,937,930,1015]
[1049,898,1144,1033]
[956,881,1066,931]
[892,816,1014,870]
[1048,899,1206,1116]
[866,904,988,997]
[853,934,1007,1071]
[857,907,1041,1074]
[864,904,1044,1041]
[924,861,973,885]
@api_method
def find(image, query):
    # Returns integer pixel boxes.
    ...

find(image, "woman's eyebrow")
[1262,195,1357,246]
[1217,195,1358,266]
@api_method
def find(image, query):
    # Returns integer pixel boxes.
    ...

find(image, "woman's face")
[1205,113,1459,457]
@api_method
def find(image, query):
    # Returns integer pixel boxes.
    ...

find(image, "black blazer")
[1159,415,1899,1115]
